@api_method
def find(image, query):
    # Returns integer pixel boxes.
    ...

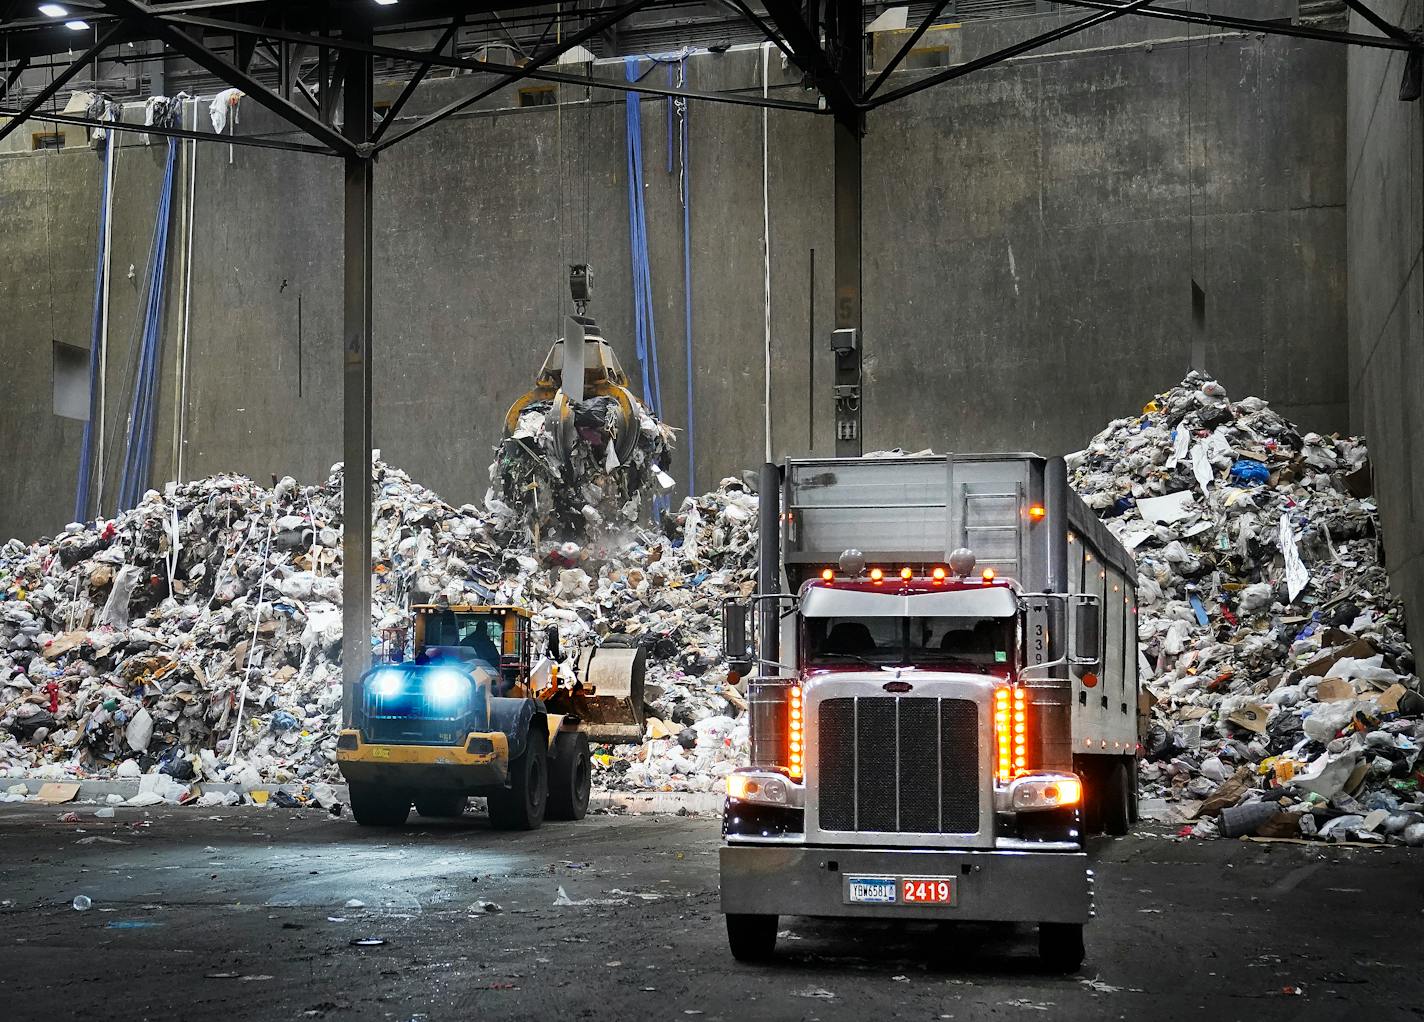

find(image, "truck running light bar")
[788,685,803,779]
[820,568,834,581]
[994,687,1029,783]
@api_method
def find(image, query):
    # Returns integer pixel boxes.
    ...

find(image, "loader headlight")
[370,670,403,698]
[425,668,469,710]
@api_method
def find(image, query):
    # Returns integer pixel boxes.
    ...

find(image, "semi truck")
[718,454,1140,970]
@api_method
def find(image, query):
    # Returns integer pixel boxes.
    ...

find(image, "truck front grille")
[817,696,979,834]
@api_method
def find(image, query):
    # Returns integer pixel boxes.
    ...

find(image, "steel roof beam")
[871,0,1155,108]
[0,104,339,153]
[1048,0,1420,51]
[98,0,359,155]
[369,17,463,145]
[374,0,654,152]
[0,23,124,145]
[157,9,822,115]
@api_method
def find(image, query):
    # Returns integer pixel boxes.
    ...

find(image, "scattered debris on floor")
[1070,372,1421,844]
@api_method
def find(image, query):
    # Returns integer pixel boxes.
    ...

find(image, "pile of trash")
[1071,372,1423,844]
[0,451,759,794]
[491,396,678,542]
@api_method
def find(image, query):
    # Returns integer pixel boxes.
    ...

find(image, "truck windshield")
[805,615,1015,668]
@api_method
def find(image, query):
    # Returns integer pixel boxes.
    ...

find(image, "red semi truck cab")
[718,455,1141,971]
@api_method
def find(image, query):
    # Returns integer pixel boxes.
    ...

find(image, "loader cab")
[413,605,533,696]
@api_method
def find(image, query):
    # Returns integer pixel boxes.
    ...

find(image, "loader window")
[422,612,502,667]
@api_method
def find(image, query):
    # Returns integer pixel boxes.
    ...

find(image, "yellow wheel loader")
[336,604,646,828]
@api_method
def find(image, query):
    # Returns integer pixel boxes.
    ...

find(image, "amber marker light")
[1028,504,1047,521]
[820,567,834,582]
[900,566,913,580]
[788,686,804,780]
[981,568,996,582]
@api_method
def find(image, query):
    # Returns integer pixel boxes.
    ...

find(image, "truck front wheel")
[1038,922,1085,973]
[726,913,778,963]
[547,732,591,821]
[349,783,411,827]
[488,733,548,831]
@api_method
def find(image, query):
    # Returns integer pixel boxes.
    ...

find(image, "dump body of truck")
[718,454,1140,970]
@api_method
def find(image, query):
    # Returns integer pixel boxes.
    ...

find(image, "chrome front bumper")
[720,843,1092,924]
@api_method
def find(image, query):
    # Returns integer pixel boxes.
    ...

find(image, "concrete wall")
[0,7,1349,542]
[1346,2,1424,634]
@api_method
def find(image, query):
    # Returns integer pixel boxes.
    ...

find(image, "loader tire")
[349,783,411,827]
[1038,922,1085,973]
[414,793,467,819]
[726,913,778,963]
[547,732,591,821]
[1102,758,1132,837]
[488,732,548,831]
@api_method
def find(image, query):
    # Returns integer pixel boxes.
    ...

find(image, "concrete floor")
[0,802,1417,1021]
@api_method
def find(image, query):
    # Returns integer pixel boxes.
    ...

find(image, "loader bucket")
[573,641,647,744]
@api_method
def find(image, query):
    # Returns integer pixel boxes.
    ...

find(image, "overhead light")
[38,3,68,16]
[373,0,398,5]
[64,19,88,30]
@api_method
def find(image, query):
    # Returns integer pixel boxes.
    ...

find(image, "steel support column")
[832,0,864,457]
[340,28,375,724]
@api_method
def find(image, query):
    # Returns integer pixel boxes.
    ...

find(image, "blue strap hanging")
[116,137,179,512]
[74,137,116,524]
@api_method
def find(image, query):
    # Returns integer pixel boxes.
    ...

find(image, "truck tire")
[1077,758,1103,835]
[1128,757,1141,824]
[726,913,778,963]
[1038,922,1085,973]
[488,732,548,831]
[349,783,411,827]
[414,793,467,819]
[1102,758,1131,837]
[547,732,591,821]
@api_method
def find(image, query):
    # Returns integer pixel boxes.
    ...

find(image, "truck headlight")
[727,769,804,808]
[425,668,469,710]
[1008,773,1081,812]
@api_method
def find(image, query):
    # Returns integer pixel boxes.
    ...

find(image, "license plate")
[900,876,956,905]
[845,876,897,904]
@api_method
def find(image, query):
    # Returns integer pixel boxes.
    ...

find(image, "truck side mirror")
[546,625,561,660]
[1070,594,1102,666]
[722,599,753,674]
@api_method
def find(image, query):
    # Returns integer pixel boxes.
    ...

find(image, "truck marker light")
[1028,504,1046,520]
[788,686,804,779]
[981,568,995,582]
[869,567,884,583]
[931,566,947,582]
[900,566,913,580]
[821,568,834,581]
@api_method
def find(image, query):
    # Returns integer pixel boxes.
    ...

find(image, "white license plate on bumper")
[844,875,957,906]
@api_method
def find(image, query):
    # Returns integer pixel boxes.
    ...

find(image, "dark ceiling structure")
[0,0,1415,708]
